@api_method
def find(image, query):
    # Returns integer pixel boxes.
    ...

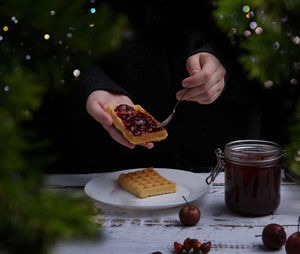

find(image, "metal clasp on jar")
[206,148,225,185]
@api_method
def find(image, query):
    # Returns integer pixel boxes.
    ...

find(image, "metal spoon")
[157,89,188,128]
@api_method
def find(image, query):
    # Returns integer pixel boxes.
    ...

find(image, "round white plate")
[84,168,209,210]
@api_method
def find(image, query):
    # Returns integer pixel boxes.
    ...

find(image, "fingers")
[86,99,113,127]
[85,91,154,150]
[87,99,154,149]
[140,142,154,149]
[186,54,202,76]
[179,52,225,104]
[109,127,154,149]
[86,97,134,148]
[183,53,222,88]
[177,66,225,103]
[107,127,154,149]
[179,65,225,94]
[106,126,135,149]
[185,80,224,104]
[182,63,219,88]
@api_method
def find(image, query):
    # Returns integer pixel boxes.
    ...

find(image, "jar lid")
[224,140,283,164]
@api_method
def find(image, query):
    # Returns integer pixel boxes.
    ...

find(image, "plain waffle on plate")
[118,167,176,198]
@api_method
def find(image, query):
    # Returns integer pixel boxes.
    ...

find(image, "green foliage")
[0,62,98,253]
[284,99,300,176]
[214,0,299,83]
[0,0,129,253]
[215,0,300,178]
[0,0,128,57]
[0,64,45,178]
[0,191,98,254]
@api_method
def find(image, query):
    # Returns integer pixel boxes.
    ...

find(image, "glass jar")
[207,140,283,217]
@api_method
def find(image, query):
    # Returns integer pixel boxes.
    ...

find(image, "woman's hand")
[86,90,154,149]
[177,52,226,104]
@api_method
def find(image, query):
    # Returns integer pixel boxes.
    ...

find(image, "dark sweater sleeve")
[79,66,130,103]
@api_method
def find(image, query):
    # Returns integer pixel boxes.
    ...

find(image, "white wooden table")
[46,172,300,254]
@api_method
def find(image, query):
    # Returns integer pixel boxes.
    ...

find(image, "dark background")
[33,0,299,174]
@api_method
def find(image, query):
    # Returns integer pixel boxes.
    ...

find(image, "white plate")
[84,168,209,210]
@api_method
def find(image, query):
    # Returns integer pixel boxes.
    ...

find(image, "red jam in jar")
[224,140,283,216]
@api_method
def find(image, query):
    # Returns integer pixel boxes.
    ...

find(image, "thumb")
[100,110,113,126]
[88,102,113,126]
[186,53,202,76]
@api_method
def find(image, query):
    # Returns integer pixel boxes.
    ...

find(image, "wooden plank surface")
[50,173,300,254]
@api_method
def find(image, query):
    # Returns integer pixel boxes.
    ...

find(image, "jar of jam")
[206,140,283,217]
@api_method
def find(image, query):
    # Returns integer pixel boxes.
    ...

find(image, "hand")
[177,52,226,104]
[86,90,154,149]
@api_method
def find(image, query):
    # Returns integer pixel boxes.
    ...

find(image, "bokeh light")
[246,11,254,19]
[264,80,274,88]
[272,41,280,50]
[90,8,96,14]
[73,69,80,78]
[44,34,50,40]
[244,30,251,37]
[292,36,300,45]
[255,27,263,35]
[242,5,250,13]
[24,110,31,119]
[249,21,257,30]
[3,26,8,32]
[290,78,298,85]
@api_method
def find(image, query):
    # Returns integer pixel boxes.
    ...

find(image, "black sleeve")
[79,66,130,103]
[180,1,227,70]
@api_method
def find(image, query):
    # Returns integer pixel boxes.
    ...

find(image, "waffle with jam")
[105,104,168,144]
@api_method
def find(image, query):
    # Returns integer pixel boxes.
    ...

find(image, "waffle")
[118,167,176,198]
[105,104,168,144]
